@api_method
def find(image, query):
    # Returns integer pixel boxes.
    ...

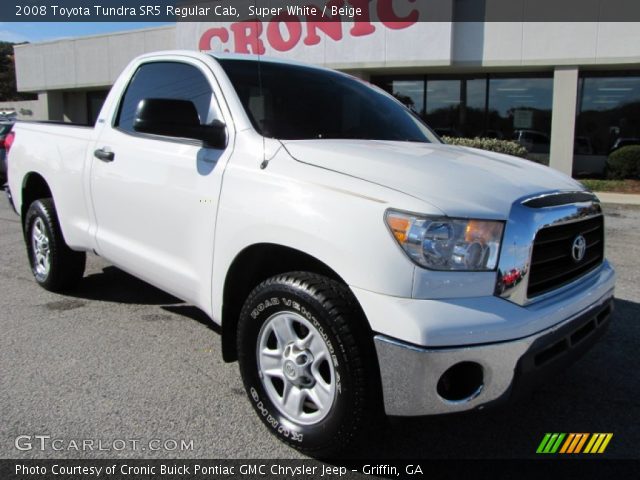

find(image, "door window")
[116,61,215,134]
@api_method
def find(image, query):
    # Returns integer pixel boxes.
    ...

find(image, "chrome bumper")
[374,293,614,416]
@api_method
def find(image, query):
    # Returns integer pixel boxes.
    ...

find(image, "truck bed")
[8,120,96,249]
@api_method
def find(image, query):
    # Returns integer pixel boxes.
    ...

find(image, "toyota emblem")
[571,235,587,262]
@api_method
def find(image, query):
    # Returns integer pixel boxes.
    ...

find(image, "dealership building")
[7,10,640,177]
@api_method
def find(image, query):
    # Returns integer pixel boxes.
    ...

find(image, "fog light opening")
[437,361,484,402]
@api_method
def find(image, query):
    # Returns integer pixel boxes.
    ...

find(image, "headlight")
[385,210,504,271]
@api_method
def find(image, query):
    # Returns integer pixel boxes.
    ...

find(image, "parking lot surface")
[1,199,638,459]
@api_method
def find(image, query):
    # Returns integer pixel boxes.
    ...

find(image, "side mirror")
[133,98,227,149]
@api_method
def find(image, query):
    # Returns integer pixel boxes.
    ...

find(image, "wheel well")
[21,173,52,224]
[221,244,348,362]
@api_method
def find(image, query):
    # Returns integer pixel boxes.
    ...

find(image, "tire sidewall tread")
[237,272,376,456]
[24,198,85,292]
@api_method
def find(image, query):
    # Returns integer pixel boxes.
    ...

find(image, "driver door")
[89,58,230,308]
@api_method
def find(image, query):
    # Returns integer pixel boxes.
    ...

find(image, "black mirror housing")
[133,98,227,149]
[204,119,228,149]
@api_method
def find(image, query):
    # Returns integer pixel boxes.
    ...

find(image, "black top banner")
[1,0,640,23]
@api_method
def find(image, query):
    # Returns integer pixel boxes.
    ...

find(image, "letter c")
[378,0,419,29]
[199,28,230,51]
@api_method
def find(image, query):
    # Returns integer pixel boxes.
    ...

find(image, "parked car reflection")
[513,129,550,154]
[609,137,640,153]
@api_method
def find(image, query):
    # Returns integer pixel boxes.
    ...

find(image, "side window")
[116,61,215,135]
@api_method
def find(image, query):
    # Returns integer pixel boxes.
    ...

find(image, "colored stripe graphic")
[543,433,559,453]
[574,433,589,453]
[536,433,565,454]
[597,433,614,453]
[566,433,584,453]
[550,433,565,453]
[559,433,575,453]
[536,433,552,453]
[584,433,614,454]
[584,434,599,453]
[537,433,613,454]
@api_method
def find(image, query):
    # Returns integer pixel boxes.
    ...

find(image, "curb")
[594,192,640,206]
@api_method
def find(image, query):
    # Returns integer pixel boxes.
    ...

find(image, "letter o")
[267,15,302,51]
[112,440,126,451]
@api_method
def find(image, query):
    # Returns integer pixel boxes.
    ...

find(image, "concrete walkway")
[594,192,640,205]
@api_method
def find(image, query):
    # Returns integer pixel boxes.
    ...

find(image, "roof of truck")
[207,52,334,71]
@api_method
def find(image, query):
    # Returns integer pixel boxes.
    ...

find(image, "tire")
[24,198,86,292]
[237,272,380,456]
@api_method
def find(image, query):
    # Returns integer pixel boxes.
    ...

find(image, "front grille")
[527,216,604,297]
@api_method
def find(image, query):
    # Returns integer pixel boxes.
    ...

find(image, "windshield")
[218,59,439,143]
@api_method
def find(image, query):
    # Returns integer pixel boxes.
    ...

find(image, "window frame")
[111,58,224,147]
[575,70,640,156]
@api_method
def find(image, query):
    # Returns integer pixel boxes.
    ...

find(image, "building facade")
[12,12,640,177]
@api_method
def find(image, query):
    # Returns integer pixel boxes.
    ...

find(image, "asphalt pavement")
[0,198,638,459]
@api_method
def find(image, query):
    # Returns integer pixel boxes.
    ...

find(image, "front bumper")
[374,295,613,416]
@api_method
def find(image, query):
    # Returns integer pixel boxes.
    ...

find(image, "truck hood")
[281,140,583,218]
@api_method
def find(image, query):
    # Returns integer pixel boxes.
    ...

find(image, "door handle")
[94,148,115,162]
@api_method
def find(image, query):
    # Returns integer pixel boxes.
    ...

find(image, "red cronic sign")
[198,0,419,53]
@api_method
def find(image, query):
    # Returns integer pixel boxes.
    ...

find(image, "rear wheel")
[237,272,380,456]
[24,198,85,292]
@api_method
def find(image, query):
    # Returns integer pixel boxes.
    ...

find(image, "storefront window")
[87,90,109,126]
[426,80,462,137]
[373,78,425,117]
[371,74,552,147]
[575,75,640,156]
[487,78,553,153]
[425,79,485,138]
[391,80,425,117]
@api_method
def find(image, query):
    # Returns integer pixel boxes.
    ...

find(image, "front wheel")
[237,272,380,456]
[24,198,86,292]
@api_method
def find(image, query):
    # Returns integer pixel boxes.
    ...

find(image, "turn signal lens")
[387,216,410,243]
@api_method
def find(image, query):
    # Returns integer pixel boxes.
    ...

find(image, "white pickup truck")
[6,51,615,455]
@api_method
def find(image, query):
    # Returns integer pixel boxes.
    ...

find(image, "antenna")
[257,21,268,170]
